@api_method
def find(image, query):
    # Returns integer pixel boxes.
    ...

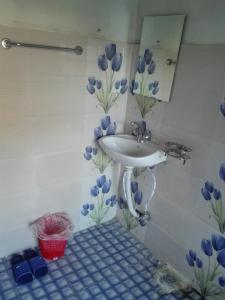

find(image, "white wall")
[0,24,131,256]
[139,0,225,44]
[123,2,225,295]
[2,0,224,45]
[0,0,139,42]
[125,43,225,286]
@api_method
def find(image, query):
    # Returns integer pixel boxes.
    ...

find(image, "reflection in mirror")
[133,15,185,103]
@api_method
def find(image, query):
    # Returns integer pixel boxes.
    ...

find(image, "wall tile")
[124,44,225,286]
[32,115,84,154]
[0,226,36,258]
[0,157,35,197]
[144,222,193,278]
[34,182,81,220]
[0,192,36,232]
[30,76,86,116]
[0,117,33,159]
[0,26,129,255]
[35,151,82,188]
[150,194,215,252]
[161,45,225,139]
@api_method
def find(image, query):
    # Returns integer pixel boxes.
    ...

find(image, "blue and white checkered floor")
[0,219,201,300]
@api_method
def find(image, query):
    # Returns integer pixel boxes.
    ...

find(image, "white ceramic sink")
[98,134,167,167]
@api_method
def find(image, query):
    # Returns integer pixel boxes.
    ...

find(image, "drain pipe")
[122,166,156,223]
[123,167,139,218]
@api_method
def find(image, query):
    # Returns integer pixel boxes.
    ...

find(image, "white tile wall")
[0,25,129,256]
[125,44,225,281]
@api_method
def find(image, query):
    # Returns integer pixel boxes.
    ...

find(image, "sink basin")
[98,134,167,167]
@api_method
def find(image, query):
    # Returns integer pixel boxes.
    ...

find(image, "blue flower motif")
[217,249,225,267]
[120,85,128,95]
[115,80,121,89]
[102,179,111,194]
[137,56,145,74]
[201,239,213,256]
[98,54,108,71]
[148,61,156,74]
[105,43,116,61]
[220,100,225,117]
[144,49,153,65]
[84,146,98,161]
[106,122,116,135]
[186,253,195,267]
[110,196,117,207]
[85,146,92,153]
[219,163,225,182]
[149,82,154,91]
[101,116,111,130]
[118,197,126,209]
[105,195,117,207]
[153,81,159,88]
[87,84,95,94]
[90,185,99,197]
[96,80,102,89]
[149,81,159,95]
[205,181,214,193]
[196,258,203,268]
[130,80,138,95]
[121,78,127,86]
[201,187,211,201]
[83,204,89,210]
[94,116,117,140]
[112,53,122,72]
[92,147,98,155]
[105,198,111,206]
[134,191,143,205]
[152,86,159,95]
[88,76,96,86]
[218,276,225,287]
[84,152,92,160]
[81,209,89,216]
[189,250,197,261]
[212,234,225,251]
[96,175,106,188]
[94,127,103,140]
[81,203,95,216]
[213,188,222,200]
[89,204,94,210]
[131,181,138,193]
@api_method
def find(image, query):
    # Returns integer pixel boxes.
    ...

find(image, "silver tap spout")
[130,121,151,143]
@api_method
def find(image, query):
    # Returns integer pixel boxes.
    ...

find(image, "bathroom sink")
[98,134,167,167]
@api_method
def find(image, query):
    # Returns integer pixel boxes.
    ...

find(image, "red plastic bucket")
[38,238,67,260]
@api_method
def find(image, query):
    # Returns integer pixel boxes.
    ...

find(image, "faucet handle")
[130,121,140,137]
[130,121,146,132]
[143,130,152,142]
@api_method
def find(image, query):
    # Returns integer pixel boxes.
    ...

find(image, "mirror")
[134,15,185,102]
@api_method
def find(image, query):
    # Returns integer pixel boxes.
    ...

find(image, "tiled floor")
[0,219,201,300]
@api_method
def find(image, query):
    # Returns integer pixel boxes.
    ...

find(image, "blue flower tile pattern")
[0,220,201,299]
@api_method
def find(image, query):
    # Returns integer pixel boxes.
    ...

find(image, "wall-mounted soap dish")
[162,142,192,165]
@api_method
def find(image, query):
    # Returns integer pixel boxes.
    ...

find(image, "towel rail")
[1,38,83,55]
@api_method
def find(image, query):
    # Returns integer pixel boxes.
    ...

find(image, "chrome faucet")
[130,121,152,143]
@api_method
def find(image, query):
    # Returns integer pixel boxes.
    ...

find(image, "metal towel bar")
[1,38,83,55]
